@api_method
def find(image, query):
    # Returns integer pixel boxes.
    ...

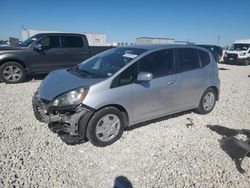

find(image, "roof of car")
[37,33,84,36]
[197,44,221,48]
[123,44,197,50]
[234,39,250,44]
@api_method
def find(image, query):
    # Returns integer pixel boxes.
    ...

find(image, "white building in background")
[21,28,110,46]
[135,37,193,45]
[136,37,175,44]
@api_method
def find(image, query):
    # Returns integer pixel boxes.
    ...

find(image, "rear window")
[61,36,84,48]
[178,48,200,72]
[198,50,211,67]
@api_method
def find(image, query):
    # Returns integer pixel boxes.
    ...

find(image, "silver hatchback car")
[33,44,220,147]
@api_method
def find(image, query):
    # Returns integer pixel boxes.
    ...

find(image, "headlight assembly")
[52,87,89,106]
[239,52,246,56]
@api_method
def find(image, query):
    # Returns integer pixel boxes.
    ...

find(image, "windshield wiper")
[76,66,105,78]
[67,66,91,77]
[78,69,94,77]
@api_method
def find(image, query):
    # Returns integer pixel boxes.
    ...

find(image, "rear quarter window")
[177,48,200,72]
[198,49,211,67]
[61,36,84,48]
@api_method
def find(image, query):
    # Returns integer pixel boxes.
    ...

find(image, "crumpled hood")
[38,69,105,101]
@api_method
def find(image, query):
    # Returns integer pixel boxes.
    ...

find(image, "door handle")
[199,73,206,76]
[167,80,176,85]
[56,52,64,55]
[81,51,88,54]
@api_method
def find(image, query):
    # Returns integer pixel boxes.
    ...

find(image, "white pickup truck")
[224,39,250,65]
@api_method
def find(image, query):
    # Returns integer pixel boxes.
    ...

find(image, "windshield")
[20,34,43,47]
[229,43,250,51]
[75,47,146,78]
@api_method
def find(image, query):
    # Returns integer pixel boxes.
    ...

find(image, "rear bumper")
[32,94,94,139]
[224,57,250,65]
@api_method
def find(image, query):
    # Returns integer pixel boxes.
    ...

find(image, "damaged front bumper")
[32,94,94,143]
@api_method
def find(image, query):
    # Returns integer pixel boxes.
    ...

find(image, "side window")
[61,36,84,48]
[138,49,175,79]
[38,36,60,50]
[198,50,211,67]
[111,63,138,88]
[178,48,200,72]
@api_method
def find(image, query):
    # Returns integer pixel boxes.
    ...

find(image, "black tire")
[243,59,250,66]
[195,88,217,114]
[86,107,126,147]
[0,62,26,83]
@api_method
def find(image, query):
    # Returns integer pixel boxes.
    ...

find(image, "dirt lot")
[0,64,249,188]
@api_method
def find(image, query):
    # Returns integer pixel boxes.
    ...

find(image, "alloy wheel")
[3,65,22,82]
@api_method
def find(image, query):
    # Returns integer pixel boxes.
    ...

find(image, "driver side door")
[132,49,180,123]
[29,36,66,72]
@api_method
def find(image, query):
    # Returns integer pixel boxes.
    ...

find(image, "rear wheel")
[86,107,126,147]
[195,88,217,114]
[0,62,26,83]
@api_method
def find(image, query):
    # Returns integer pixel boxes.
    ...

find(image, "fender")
[0,53,30,72]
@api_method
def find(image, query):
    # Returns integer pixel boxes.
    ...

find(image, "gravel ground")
[0,64,249,188]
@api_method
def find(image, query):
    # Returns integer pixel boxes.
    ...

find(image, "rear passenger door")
[60,35,90,67]
[176,48,209,109]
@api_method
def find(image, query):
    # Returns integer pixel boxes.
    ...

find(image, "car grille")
[227,53,238,59]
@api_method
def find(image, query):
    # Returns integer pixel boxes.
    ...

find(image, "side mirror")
[33,43,42,51]
[137,72,153,82]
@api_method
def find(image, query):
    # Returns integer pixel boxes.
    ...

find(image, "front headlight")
[239,52,246,56]
[52,87,89,106]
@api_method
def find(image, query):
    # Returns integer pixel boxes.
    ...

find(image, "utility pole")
[217,35,221,46]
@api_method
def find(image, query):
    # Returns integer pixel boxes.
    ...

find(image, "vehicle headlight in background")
[52,87,89,106]
[239,52,246,56]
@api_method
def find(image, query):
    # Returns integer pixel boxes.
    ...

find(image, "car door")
[176,48,209,109]
[131,49,180,123]
[29,36,65,72]
[60,35,90,67]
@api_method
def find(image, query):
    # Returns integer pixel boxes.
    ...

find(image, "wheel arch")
[95,104,129,125]
[207,86,219,101]
[0,58,27,70]
[78,103,129,140]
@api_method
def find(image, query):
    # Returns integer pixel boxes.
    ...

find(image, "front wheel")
[0,62,26,83]
[195,88,217,114]
[243,59,250,66]
[86,107,126,147]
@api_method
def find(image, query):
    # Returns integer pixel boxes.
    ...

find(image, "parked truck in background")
[0,33,113,83]
[224,39,250,65]
[196,45,223,63]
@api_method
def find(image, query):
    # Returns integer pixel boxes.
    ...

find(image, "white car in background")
[224,39,250,65]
